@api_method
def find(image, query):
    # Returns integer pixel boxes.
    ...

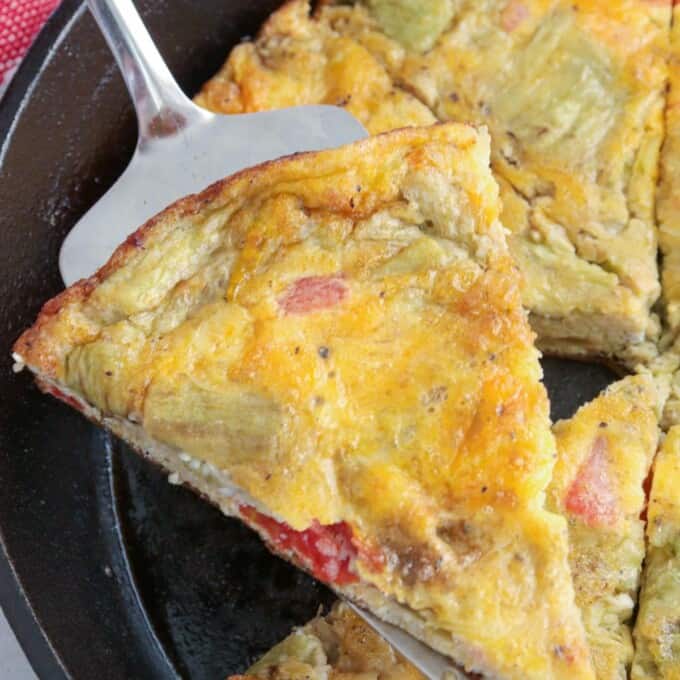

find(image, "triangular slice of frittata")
[13,124,593,679]
[549,376,660,679]
[632,425,680,680]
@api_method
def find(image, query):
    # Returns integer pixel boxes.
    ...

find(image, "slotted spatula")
[57,2,458,678]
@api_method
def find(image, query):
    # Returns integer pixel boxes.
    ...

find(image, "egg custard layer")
[197,0,672,367]
[14,125,593,679]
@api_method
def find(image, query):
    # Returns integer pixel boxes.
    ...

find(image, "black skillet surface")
[0,2,618,678]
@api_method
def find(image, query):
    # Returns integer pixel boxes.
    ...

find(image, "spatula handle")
[87,0,207,144]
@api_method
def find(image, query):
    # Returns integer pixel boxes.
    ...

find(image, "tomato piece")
[564,436,618,527]
[501,1,529,32]
[45,385,86,413]
[279,275,347,315]
[240,505,360,585]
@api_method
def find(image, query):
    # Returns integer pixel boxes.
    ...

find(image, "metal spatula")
[58,0,367,285]
[57,2,457,678]
[345,602,465,679]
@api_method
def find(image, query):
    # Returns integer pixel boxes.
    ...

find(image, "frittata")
[632,426,680,680]
[550,376,660,680]
[196,0,672,368]
[13,125,593,679]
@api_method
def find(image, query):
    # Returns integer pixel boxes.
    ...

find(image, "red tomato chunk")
[240,505,359,585]
[565,436,618,528]
[46,385,86,413]
[279,275,347,315]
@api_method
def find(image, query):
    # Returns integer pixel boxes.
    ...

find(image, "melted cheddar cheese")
[197,0,672,367]
[14,126,593,679]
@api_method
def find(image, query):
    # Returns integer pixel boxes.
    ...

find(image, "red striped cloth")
[0,0,61,96]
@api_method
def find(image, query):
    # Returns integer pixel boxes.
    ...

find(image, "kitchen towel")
[0,0,61,98]
[0,2,61,678]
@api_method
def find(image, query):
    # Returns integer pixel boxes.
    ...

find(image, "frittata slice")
[197,0,672,367]
[13,125,593,679]
[632,426,680,680]
[549,375,660,680]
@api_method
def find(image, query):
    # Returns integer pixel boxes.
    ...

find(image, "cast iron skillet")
[0,1,618,678]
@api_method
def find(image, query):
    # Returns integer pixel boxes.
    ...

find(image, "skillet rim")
[0,2,84,678]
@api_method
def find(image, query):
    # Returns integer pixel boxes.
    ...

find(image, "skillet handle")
[87,0,208,144]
